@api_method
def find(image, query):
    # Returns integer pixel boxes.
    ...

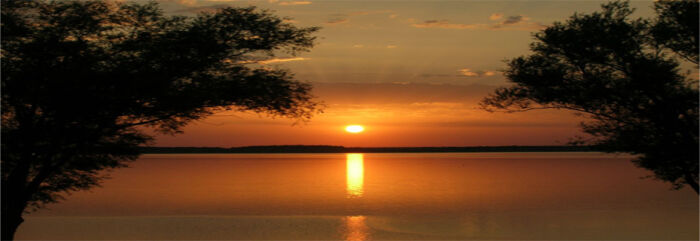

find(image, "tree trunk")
[1,211,24,241]
[2,158,31,241]
[1,182,27,241]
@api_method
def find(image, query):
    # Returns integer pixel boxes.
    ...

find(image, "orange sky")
[150,0,662,147]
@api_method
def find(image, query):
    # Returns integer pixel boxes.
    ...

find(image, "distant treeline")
[140,145,598,153]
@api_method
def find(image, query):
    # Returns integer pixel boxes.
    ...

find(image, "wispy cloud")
[412,20,483,30]
[412,14,544,31]
[325,10,395,26]
[491,15,541,29]
[458,68,498,77]
[420,74,454,78]
[258,57,309,64]
[326,17,349,25]
[489,13,503,20]
[386,45,398,49]
[352,44,365,48]
[348,10,393,16]
[502,15,524,24]
[233,57,309,65]
[278,1,312,6]
[420,69,499,78]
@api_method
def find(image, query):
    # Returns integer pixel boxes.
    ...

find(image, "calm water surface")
[18,153,698,240]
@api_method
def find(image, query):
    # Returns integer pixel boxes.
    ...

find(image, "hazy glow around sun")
[345,125,364,133]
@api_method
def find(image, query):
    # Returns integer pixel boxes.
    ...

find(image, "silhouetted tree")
[1,1,320,239]
[651,0,699,65]
[481,1,699,193]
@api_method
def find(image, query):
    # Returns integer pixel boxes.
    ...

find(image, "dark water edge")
[17,212,699,240]
[141,145,598,154]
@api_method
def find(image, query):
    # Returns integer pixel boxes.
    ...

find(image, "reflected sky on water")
[18,153,699,240]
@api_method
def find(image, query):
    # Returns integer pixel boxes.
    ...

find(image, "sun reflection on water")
[346,153,364,198]
[344,215,369,241]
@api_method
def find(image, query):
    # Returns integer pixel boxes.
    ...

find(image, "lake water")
[17,153,698,240]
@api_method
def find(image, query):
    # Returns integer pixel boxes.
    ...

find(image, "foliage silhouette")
[651,0,699,65]
[481,1,699,193]
[1,0,320,239]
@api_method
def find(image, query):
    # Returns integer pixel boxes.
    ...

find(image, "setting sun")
[345,125,364,133]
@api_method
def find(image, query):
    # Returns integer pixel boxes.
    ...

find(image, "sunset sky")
[151,0,660,147]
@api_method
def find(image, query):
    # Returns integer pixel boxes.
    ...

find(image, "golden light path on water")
[346,154,364,198]
[345,153,368,240]
[344,216,369,241]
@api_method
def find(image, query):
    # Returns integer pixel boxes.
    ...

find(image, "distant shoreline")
[140,145,598,154]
